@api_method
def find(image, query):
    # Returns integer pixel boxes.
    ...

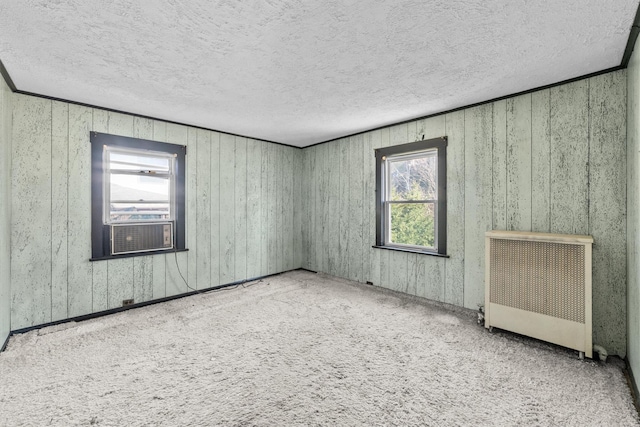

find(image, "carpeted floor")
[0,270,638,426]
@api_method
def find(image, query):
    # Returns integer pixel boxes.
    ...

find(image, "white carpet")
[0,270,638,426]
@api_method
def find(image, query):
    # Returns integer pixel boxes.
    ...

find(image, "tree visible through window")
[388,151,437,248]
[375,137,447,256]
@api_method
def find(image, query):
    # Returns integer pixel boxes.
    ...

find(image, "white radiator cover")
[485,230,593,358]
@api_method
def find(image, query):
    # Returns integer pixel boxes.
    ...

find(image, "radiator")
[484,230,593,358]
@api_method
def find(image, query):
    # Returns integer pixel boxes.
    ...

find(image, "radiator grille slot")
[489,239,585,323]
[111,223,173,255]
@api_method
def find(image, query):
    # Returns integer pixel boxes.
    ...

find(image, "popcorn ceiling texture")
[0,271,637,426]
[0,0,637,146]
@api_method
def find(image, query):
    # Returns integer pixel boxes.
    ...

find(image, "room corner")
[0,67,12,350]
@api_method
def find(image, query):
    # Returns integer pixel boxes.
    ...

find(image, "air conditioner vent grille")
[490,239,585,323]
[111,223,173,255]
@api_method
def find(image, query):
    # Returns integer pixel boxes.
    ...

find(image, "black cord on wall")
[172,247,265,294]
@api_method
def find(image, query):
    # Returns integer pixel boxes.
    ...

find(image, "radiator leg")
[579,351,585,360]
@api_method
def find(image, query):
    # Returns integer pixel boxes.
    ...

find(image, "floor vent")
[485,230,593,358]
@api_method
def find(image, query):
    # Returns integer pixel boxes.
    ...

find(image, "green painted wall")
[0,74,11,345]
[627,38,640,391]
[302,70,628,357]
[2,68,631,362]
[8,94,302,330]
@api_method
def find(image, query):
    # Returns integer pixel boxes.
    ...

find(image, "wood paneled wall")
[0,76,11,345]
[5,70,629,357]
[627,42,640,390]
[10,96,302,330]
[302,70,627,356]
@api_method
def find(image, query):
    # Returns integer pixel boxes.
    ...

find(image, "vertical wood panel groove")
[50,104,53,322]
[462,111,465,306]
[588,79,591,235]
[196,129,212,289]
[337,139,347,278]
[211,132,221,287]
[530,95,533,229]
[234,137,247,281]
[219,134,235,284]
[189,128,198,290]
[245,139,248,275]
[66,105,70,317]
[493,100,507,231]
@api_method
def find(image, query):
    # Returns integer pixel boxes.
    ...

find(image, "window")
[91,132,186,260]
[375,137,447,256]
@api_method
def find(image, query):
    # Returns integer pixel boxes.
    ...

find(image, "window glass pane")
[109,174,171,221]
[109,152,171,172]
[110,202,170,222]
[110,174,170,202]
[389,202,435,248]
[389,153,437,201]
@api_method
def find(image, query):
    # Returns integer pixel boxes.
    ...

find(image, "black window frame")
[374,136,448,257]
[90,131,187,261]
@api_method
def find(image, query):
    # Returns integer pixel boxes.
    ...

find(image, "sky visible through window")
[108,151,173,222]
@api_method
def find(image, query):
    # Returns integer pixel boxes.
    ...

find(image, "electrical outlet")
[122,299,134,306]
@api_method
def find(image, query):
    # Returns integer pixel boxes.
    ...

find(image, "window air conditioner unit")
[111,222,173,255]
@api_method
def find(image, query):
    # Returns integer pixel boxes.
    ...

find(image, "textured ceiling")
[0,1,638,147]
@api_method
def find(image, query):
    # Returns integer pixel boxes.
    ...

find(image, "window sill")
[372,245,450,258]
[90,248,189,262]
